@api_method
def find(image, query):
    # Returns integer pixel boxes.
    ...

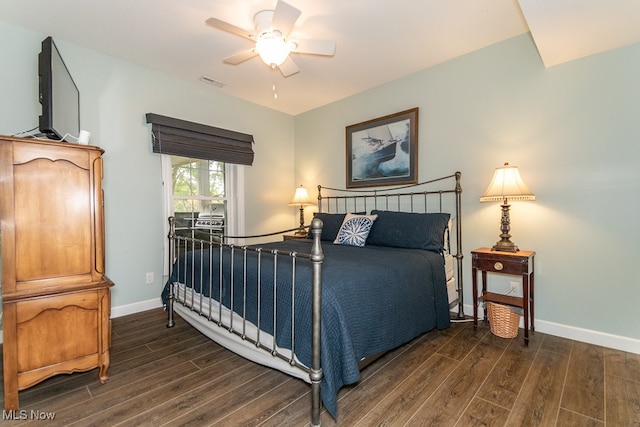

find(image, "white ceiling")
[1,0,638,115]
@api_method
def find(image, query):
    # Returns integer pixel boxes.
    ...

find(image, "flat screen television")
[38,36,80,142]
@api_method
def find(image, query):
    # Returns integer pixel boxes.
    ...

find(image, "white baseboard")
[535,319,640,355]
[110,298,164,318]
[463,303,640,355]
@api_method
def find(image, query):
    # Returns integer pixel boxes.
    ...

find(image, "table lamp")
[480,163,535,252]
[288,185,315,236]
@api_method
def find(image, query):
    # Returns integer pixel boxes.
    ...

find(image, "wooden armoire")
[0,134,113,411]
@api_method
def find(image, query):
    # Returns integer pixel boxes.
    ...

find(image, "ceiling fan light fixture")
[256,32,291,66]
[206,0,333,78]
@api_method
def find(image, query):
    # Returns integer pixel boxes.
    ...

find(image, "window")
[161,155,245,274]
[170,156,226,232]
[147,113,252,273]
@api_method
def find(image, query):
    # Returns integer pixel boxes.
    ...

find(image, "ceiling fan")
[205,0,336,77]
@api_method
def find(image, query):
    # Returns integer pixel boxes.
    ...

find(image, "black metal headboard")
[317,172,464,318]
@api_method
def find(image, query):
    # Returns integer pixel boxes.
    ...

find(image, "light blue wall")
[0,21,296,310]
[295,34,640,348]
[2,19,638,351]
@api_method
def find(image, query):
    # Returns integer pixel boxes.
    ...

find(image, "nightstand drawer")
[471,248,534,275]
[473,256,529,275]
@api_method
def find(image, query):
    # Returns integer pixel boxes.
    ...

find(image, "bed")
[163,172,464,426]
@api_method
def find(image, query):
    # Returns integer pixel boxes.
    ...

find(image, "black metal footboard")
[165,217,324,426]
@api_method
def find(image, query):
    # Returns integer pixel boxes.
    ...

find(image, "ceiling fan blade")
[278,56,299,77]
[272,0,301,37]
[206,17,254,41]
[290,38,336,56]
[223,48,258,65]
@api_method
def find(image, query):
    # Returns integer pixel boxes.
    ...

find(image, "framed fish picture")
[346,107,418,188]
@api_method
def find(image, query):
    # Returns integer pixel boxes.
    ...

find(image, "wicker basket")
[487,302,520,338]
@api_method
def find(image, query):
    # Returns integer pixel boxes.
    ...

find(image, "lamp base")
[295,206,307,237]
[491,202,519,252]
[491,239,519,252]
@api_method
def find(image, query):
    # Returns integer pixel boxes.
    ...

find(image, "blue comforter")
[164,240,450,418]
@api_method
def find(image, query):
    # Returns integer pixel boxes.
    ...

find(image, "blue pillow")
[307,212,365,241]
[334,213,378,247]
[367,210,450,252]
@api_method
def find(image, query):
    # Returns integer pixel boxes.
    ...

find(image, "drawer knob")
[494,262,504,271]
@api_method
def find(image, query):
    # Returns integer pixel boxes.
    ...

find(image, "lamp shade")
[288,185,314,207]
[480,163,535,202]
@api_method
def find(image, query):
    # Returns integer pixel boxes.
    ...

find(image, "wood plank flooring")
[1,308,639,426]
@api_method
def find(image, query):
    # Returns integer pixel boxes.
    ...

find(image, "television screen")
[38,36,80,142]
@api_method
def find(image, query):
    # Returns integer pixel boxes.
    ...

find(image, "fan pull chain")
[271,64,278,100]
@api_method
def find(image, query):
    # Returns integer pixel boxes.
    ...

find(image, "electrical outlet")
[145,272,154,285]
[509,281,519,293]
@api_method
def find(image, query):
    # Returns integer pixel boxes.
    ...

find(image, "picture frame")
[346,107,418,188]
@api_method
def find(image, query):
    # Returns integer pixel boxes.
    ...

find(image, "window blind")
[145,113,254,166]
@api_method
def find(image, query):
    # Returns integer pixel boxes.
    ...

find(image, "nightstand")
[471,247,535,345]
[283,233,308,241]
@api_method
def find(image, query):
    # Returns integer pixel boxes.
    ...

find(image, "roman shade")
[145,113,254,166]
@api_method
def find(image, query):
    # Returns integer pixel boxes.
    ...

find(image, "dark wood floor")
[1,308,639,426]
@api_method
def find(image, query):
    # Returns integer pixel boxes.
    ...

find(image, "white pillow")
[333,213,378,247]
